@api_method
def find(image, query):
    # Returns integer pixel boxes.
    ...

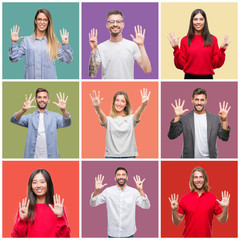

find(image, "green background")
[3,2,79,79]
[3,82,79,158]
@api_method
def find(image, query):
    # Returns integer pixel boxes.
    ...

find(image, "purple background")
[82,2,158,79]
[161,82,238,158]
[82,161,158,237]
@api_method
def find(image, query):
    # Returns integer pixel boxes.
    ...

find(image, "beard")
[37,101,48,110]
[116,178,126,187]
[194,104,205,113]
[109,27,122,37]
[193,182,204,190]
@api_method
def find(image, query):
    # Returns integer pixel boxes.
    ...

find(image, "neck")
[195,189,204,196]
[36,30,46,39]
[36,196,46,204]
[117,184,126,191]
[116,112,126,117]
[37,108,47,113]
[194,30,202,35]
[110,33,123,42]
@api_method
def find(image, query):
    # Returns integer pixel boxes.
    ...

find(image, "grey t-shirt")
[101,115,139,157]
[96,38,141,79]
[194,112,209,158]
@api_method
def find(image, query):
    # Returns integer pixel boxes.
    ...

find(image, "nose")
[114,21,117,26]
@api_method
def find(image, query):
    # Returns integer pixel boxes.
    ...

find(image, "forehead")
[193,13,204,19]
[193,170,203,177]
[37,91,48,97]
[37,12,48,19]
[193,94,206,100]
[116,169,127,175]
[115,94,126,101]
[108,14,123,20]
[33,172,45,181]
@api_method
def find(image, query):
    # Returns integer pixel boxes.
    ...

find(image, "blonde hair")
[110,91,132,118]
[34,9,61,61]
[189,167,209,192]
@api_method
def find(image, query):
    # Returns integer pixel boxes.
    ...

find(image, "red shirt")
[173,35,226,75]
[178,191,222,237]
[11,203,70,238]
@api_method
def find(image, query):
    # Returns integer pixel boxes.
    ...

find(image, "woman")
[89,88,150,158]
[9,9,73,79]
[168,9,230,79]
[11,169,70,237]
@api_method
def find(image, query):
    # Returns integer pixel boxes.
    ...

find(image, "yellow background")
[161,2,238,79]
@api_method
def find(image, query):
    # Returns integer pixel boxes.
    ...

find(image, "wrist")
[221,118,227,122]
[91,48,97,54]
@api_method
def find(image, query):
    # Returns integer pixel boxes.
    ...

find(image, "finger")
[222,101,225,109]
[171,103,175,109]
[219,102,222,110]
[143,29,145,36]
[216,199,220,204]
[140,25,142,34]
[175,99,177,107]
[17,26,20,34]
[173,193,176,200]
[168,197,172,203]
[62,198,64,205]
[183,109,189,113]
[181,100,185,107]
[137,25,140,34]
[63,92,65,100]
[102,183,107,188]
[58,194,61,204]
[130,34,134,40]
[30,96,35,103]
[133,176,136,182]
[25,94,28,101]
[98,91,100,99]
[134,26,137,36]
[178,98,180,106]
[140,89,143,98]
[56,93,60,101]
[142,178,145,183]
[49,204,54,211]
[227,106,231,112]
[102,175,105,182]
[222,191,223,199]
[53,194,56,205]
[28,93,32,101]
[147,91,151,98]
[225,102,228,110]
[60,29,63,38]
[65,96,68,102]
[176,194,179,202]
[19,202,21,210]
[59,92,62,100]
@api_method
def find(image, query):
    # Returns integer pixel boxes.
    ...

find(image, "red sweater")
[11,203,70,238]
[173,35,226,75]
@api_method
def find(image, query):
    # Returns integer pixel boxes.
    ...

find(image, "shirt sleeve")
[11,213,28,237]
[136,193,150,209]
[10,112,29,127]
[133,42,141,60]
[56,207,71,237]
[178,197,185,215]
[58,44,73,64]
[132,114,140,128]
[90,189,107,207]
[173,37,187,70]
[56,112,71,129]
[100,116,108,129]
[211,36,226,69]
[9,38,26,63]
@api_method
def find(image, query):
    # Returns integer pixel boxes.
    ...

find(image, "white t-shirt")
[194,112,209,158]
[96,38,141,79]
[34,113,48,158]
[101,115,139,157]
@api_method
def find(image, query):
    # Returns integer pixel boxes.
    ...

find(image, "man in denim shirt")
[10,88,71,158]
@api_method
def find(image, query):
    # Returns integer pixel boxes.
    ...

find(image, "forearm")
[221,119,229,130]
[92,189,99,198]
[89,49,100,78]
[218,207,229,223]
[172,209,182,225]
[138,189,146,198]
[134,104,147,122]
[94,106,107,125]
[15,109,27,119]
[138,45,151,73]
[61,109,69,119]
[56,216,71,237]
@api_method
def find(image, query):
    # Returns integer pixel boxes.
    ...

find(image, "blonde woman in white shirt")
[89,88,151,158]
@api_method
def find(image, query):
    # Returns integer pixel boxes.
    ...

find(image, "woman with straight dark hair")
[168,9,230,79]
[11,169,70,237]
[9,9,73,79]
[89,88,151,158]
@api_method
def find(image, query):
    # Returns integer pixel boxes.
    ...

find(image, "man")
[169,167,230,237]
[168,88,231,158]
[10,88,71,158]
[90,167,150,237]
[88,9,151,79]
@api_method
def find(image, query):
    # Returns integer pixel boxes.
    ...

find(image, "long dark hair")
[187,9,212,46]
[27,169,54,223]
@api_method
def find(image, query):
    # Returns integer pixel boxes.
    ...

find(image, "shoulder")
[123,38,138,48]
[205,191,217,199]
[181,36,188,43]
[211,35,217,41]
[98,40,110,48]
[206,111,219,120]
[180,111,193,120]
[126,185,139,194]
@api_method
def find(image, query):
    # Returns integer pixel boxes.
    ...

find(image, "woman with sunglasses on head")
[11,169,70,237]
[89,88,150,158]
[168,9,230,79]
[9,9,73,79]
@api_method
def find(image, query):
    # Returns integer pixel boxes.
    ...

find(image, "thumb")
[49,204,54,212]
[130,34,134,40]
[216,199,221,204]
[53,102,58,106]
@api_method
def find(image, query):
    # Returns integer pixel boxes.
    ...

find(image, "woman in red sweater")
[11,169,70,237]
[168,9,230,79]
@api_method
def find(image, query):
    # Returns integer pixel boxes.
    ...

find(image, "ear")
[114,176,116,181]
[192,98,194,104]
[106,22,109,29]
[126,175,128,181]
[35,97,37,103]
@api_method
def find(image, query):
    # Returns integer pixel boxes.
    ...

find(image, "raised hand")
[140,88,151,107]
[49,194,64,217]
[89,90,104,108]
[171,99,189,118]
[19,198,30,220]
[11,25,23,43]
[60,28,69,45]
[217,190,230,207]
[53,92,68,110]
[221,35,230,49]
[89,28,98,51]
[168,193,179,210]
[22,94,36,111]
[130,25,145,46]
[218,101,231,121]
[95,174,107,191]
[133,175,145,191]
[168,32,179,47]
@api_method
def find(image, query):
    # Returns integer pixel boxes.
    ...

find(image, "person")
[90,167,150,238]
[168,9,230,79]
[9,9,73,79]
[11,169,70,237]
[168,88,231,158]
[10,88,71,158]
[89,88,150,158]
[169,167,230,237]
[88,9,151,79]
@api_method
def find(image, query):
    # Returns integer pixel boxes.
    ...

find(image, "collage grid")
[0,0,239,239]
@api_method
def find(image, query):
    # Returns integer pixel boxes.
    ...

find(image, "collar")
[32,34,47,41]
[35,109,48,114]
[192,190,206,198]
[115,184,128,192]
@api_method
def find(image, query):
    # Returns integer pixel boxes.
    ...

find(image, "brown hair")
[189,167,209,192]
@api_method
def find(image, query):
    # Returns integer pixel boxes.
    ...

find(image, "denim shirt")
[9,35,73,79]
[10,109,71,158]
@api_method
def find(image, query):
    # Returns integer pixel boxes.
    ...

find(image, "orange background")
[2,161,79,237]
[161,161,238,237]
[82,82,158,158]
